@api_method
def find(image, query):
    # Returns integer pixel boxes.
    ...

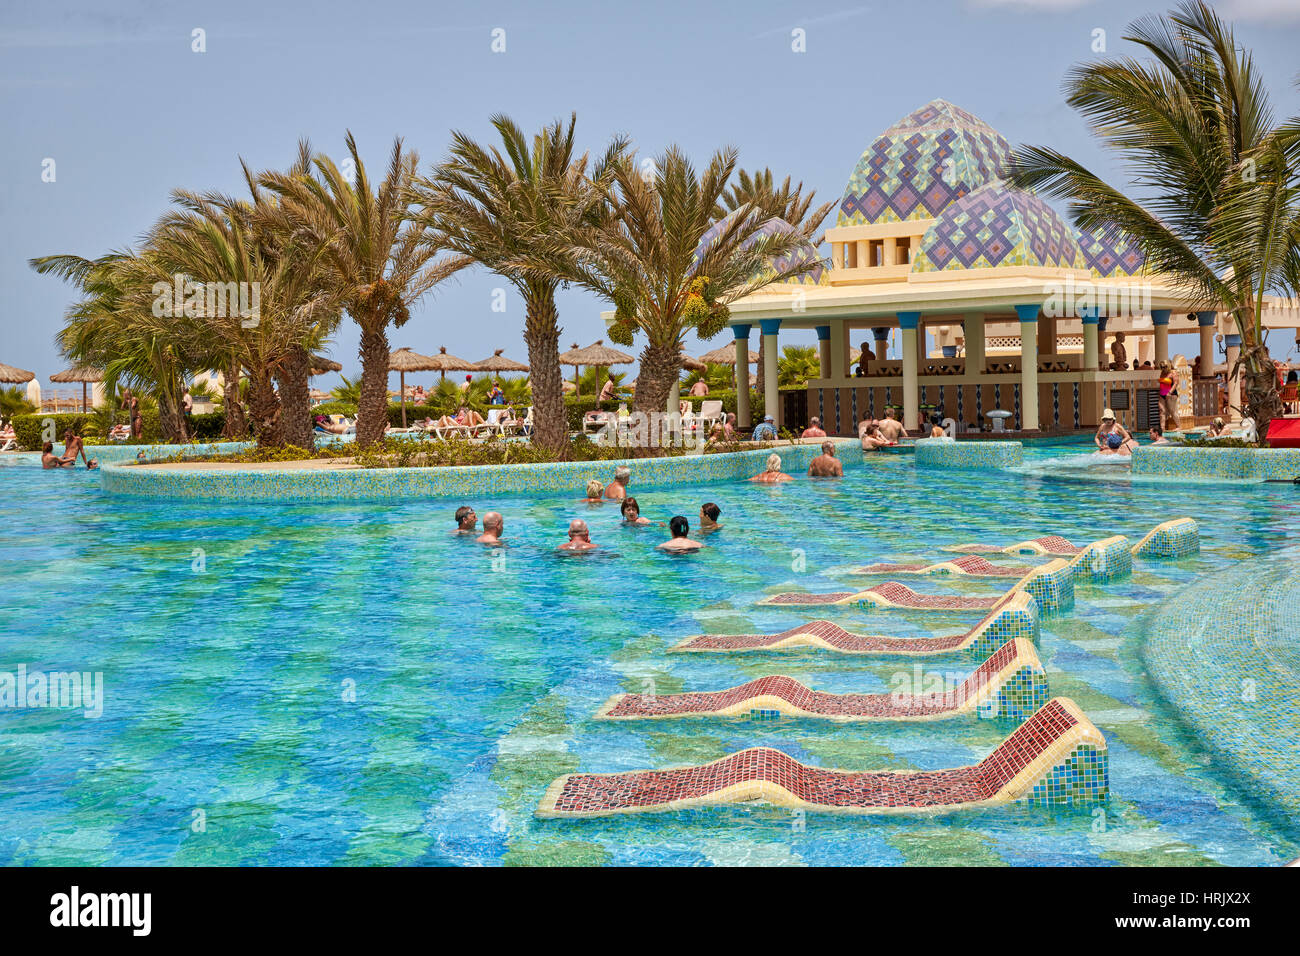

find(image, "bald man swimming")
[559,519,597,551]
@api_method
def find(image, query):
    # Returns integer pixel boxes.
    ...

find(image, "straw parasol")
[557,340,634,396]
[425,345,479,382]
[388,347,443,427]
[309,355,342,376]
[49,365,103,412]
[698,344,757,366]
[474,349,529,375]
[0,362,36,384]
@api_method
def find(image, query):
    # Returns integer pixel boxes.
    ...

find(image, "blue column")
[732,323,752,339]
[1151,309,1171,363]
[731,323,753,425]
[1196,311,1217,326]
[872,326,890,361]
[815,324,832,378]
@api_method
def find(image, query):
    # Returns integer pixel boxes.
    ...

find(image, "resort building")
[718,100,1300,436]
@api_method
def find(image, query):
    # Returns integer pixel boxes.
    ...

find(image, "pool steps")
[944,518,1198,560]
[671,591,1039,658]
[760,559,1075,614]
[537,697,1107,818]
[597,638,1046,723]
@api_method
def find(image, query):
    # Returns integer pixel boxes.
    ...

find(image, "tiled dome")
[910,181,1085,273]
[694,214,825,285]
[1074,224,1148,277]
[837,100,1013,227]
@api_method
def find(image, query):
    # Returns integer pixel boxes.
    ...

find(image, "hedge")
[11,413,95,451]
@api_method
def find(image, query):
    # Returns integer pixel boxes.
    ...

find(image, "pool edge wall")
[1132,445,1300,481]
[915,439,1023,471]
[99,440,856,502]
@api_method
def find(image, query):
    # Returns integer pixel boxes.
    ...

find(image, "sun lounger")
[671,591,1038,658]
[600,637,1045,722]
[537,697,1107,817]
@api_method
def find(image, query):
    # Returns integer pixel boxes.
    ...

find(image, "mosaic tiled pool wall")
[915,439,1024,471]
[1132,445,1300,481]
[99,440,858,502]
[1020,559,1074,615]
[1142,547,1300,831]
[1068,535,1133,582]
[1132,518,1200,559]
[58,441,253,464]
[967,594,1039,656]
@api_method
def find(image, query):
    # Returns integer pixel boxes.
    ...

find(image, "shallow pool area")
[1,444,1298,865]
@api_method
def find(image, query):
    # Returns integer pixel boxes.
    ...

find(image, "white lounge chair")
[697,399,724,432]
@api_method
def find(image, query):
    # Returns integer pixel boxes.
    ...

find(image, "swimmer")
[558,519,597,551]
[41,442,70,469]
[1095,409,1137,454]
[604,465,630,500]
[476,511,504,545]
[807,441,843,477]
[454,505,478,534]
[801,417,826,439]
[583,479,605,502]
[750,453,793,483]
[620,496,651,525]
[698,502,722,532]
[876,407,908,441]
[657,515,704,552]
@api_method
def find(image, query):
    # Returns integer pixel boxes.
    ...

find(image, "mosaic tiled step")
[853,555,1025,578]
[1065,535,1132,582]
[598,638,1046,722]
[1130,517,1199,558]
[760,560,1072,613]
[537,697,1108,818]
[945,534,1081,556]
[672,592,1039,658]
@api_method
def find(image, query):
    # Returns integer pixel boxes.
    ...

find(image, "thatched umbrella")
[0,362,35,384]
[425,345,479,382]
[474,349,529,375]
[49,365,103,412]
[557,340,634,396]
[698,344,757,366]
[309,355,342,376]
[388,347,442,427]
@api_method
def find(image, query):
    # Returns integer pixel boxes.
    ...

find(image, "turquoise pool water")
[1,446,1297,865]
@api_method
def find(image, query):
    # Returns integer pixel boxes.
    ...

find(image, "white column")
[1197,311,1216,374]
[762,321,781,428]
[899,312,920,429]
[1016,305,1040,431]
[1226,334,1242,421]
[734,325,752,427]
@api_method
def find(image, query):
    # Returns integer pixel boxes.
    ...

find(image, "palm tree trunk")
[356,321,390,447]
[277,345,314,448]
[523,290,568,457]
[633,339,681,422]
[1233,304,1279,441]
[158,391,187,444]
[221,360,248,440]
[248,370,284,447]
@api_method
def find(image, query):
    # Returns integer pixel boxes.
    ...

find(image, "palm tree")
[32,251,196,443]
[777,345,820,388]
[261,133,469,446]
[412,114,626,455]
[716,168,830,400]
[0,386,36,426]
[566,147,830,416]
[1007,0,1300,435]
[148,186,338,447]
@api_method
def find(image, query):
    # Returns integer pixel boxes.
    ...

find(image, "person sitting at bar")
[801,417,826,439]
[877,407,908,442]
[1109,332,1128,370]
[855,343,875,377]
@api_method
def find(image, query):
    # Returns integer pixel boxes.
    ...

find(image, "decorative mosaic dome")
[910,181,1086,273]
[837,100,1013,227]
[693,213,825,285]
[1073,224,1148,277]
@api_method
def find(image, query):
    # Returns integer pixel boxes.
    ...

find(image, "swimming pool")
[0,445,1296,865]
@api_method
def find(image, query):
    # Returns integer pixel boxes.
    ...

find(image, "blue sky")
[3,0,1299,390]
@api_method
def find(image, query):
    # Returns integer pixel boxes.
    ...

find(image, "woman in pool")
[620,496,651,525]
[583,479,605,503]
[1095,409,1137,454]
[750,453,793,483]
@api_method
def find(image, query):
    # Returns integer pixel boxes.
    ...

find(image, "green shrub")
[313,400,358,419]
[186,411,228,442]
[11,413,94,451]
